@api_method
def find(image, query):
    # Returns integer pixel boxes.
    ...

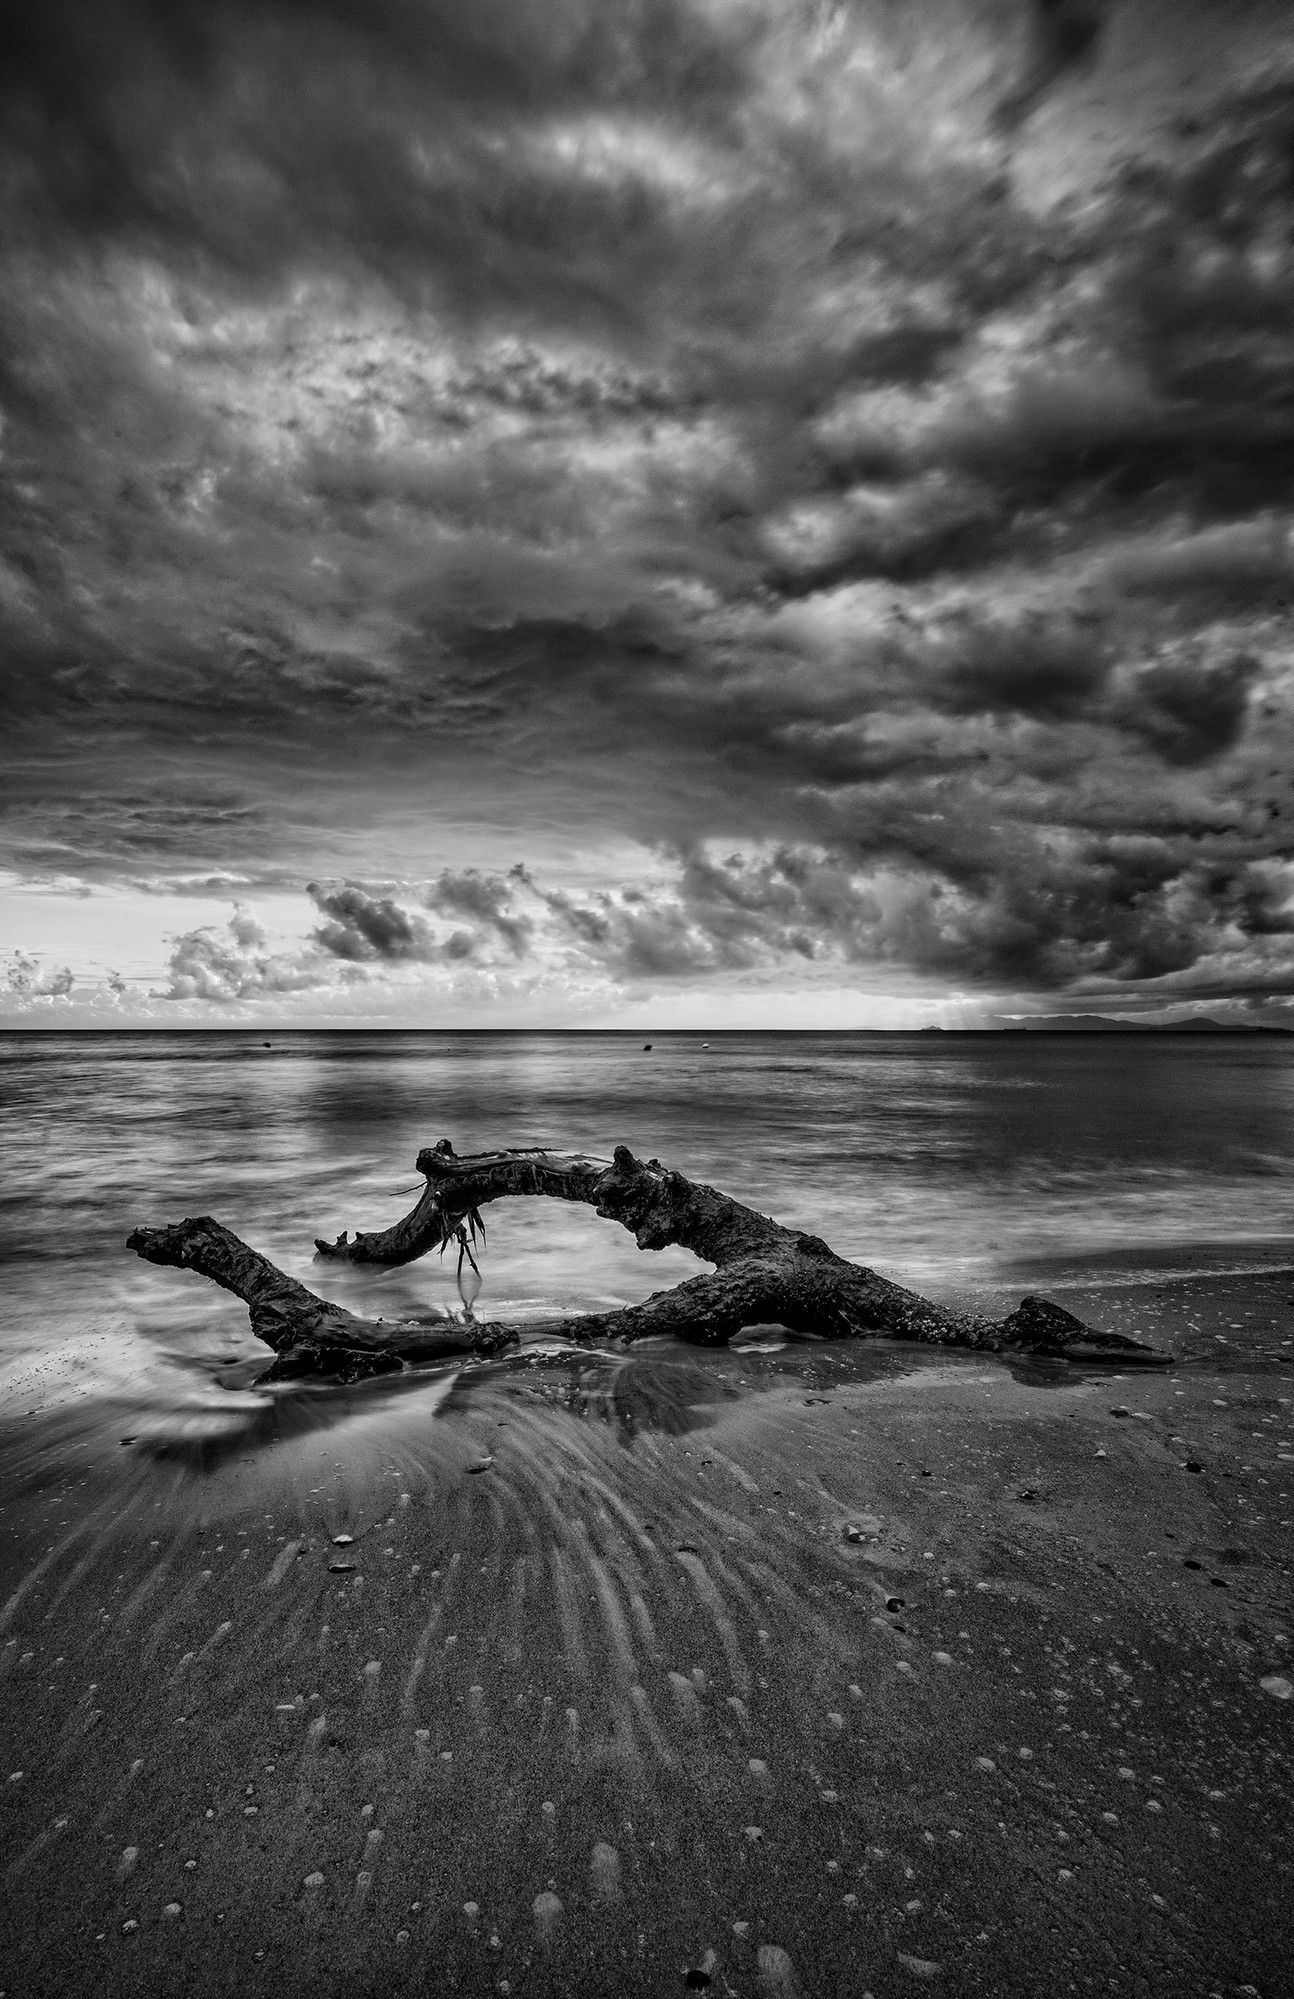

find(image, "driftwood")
[127,1140,1169,1382]
[125,1214,516,1383]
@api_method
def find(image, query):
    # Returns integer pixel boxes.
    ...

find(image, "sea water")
[2,1030,1292,1464]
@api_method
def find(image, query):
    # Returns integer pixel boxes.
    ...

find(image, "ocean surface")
[2,1030,1292,1468]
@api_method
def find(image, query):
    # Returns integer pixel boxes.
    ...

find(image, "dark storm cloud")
[562,837,1294,999]
[993,0,1108,134]
[424,868,534,957]
[508,830,1294,999]
[1116,651,1262,766]
[308,882,439,962]
[4,0,1294,1008]
[921,608,1113,720]
[307,873,534,966]
[0,0,755,330]
[521,869,733,979]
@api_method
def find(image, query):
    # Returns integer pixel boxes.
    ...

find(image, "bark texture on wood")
[125,1216,514,1383]
[129,1140,1169,1378]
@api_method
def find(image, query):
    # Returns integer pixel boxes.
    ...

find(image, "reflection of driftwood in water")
[129,1140,1169,1382]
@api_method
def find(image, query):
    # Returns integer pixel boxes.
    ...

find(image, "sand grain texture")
[2,1269,1292,1997]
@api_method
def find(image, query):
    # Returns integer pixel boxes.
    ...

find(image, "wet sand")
[3,1271,1293,1998]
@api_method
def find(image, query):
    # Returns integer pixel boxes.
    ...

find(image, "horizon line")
[2,1023,1289,1037]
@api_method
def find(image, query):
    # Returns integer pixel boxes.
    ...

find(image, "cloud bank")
[2,0,1293,1019]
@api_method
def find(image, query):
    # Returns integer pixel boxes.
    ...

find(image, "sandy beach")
[2,1263,1292,1999]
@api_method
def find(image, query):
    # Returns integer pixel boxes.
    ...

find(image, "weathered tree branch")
[125,1216,515,1383]
[128,1140,1169,1379]
[310,1139,792,1270]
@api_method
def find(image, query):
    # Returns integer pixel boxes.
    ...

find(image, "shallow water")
[2,1029,1292,1476]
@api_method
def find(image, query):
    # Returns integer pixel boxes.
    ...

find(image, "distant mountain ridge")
[985,1014,1290,1033]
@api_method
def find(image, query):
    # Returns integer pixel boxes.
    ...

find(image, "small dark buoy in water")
[642,1042,652,1051]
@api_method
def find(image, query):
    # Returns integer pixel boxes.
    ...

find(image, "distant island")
[933,1015,1292,1034]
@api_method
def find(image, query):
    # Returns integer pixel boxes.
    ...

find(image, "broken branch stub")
[127,1140,1170,1381]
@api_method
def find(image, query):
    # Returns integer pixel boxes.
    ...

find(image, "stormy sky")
[3,0,1293,1025]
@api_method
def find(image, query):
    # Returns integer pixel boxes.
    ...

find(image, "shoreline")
[3,1267,1292,1996]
